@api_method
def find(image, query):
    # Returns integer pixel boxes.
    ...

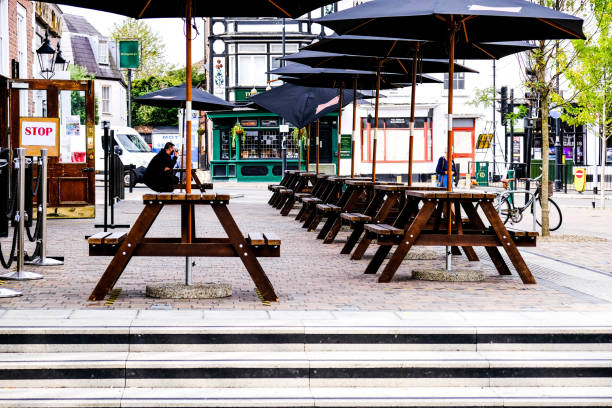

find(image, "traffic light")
[498,86,508,125]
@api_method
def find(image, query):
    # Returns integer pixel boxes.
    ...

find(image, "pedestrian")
[143,142,180,192]
[435,148,457,188]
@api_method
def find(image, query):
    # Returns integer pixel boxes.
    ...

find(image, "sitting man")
[144,142,180,192]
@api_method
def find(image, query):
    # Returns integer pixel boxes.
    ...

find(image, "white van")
[95,126,156,185]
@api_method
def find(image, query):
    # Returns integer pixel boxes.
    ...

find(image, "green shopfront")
[208,111,338,182]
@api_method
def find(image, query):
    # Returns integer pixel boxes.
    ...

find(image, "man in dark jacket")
[143,142,180,192]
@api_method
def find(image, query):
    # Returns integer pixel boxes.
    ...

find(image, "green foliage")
[230,122,244,147]
[504,105,529,122]
[131,66,207,127]
[292,127,308,144]
[111,19,169,80]
[468,86,496,109]
[69,65,99,124]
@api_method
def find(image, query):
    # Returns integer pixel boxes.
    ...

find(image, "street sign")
[340,134,352,158]
[119,40,140,69]
[19,117,59,156]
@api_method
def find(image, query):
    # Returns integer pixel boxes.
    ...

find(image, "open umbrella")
[316,0,584,191]
[272,65,442,176]
[39,0,337,195]
[134,83,235,111]
[283,50,476,181]
[250,83,366,174]
[316,0,584,272]
[303,35,536,184]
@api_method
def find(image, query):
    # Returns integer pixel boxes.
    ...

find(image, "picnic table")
[363,190,537,284]
[88,193,280,302]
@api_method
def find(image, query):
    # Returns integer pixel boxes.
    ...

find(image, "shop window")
[219,129,236,160]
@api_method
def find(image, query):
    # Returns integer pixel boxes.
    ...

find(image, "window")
[17,4,26,78]
[98,41,109,64]
[361,117,432,163]
[101,86,111,113]
[115,133,151,152]
[238,54,267,86]
[0,0,8,77]
[444,72,465,90]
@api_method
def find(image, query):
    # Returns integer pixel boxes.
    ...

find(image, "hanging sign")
[19,117,59,156]
[119,40,140,69]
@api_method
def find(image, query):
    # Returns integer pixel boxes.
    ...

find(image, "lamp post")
[36,31,57,79]
[550,109,563,191]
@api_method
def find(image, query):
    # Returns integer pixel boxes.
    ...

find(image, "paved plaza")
[0,183,611,311]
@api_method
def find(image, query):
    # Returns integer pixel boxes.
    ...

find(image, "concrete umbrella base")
[412,268,485,282]
[146,282,232,299]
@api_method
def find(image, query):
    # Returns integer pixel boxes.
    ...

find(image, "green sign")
[119,40,140,69]
[234,88,267,102]
[340,134,352,158]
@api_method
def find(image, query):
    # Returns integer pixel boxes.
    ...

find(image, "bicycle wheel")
[496,196,512,225]
[535,198,563,231]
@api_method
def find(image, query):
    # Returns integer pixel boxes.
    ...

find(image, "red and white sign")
[19,117,60,157]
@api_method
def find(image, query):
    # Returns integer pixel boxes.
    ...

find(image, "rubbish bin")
[475,161,489,186]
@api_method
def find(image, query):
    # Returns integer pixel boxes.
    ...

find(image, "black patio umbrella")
[250,83,366,174]
[38,0,337,197]
[274,67,442,176]
[135,83,235,111]
[316,0,585,192]
[282,51,475,180]
[303,35,536,184]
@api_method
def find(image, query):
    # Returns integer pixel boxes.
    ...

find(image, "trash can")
[475,161,489,186]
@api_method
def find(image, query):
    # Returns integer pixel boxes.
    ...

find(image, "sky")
[60,5,206,68]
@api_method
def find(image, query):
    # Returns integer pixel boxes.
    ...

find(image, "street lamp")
[54,42,68,72]
[36,31,56,79]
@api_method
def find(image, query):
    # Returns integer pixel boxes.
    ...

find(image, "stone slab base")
[146,282,232,299]
[412,268,485,282]
[387,248,438,260]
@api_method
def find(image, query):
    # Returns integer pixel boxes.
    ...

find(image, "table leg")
[454,203,479,261]
[378,201,436,283]
[212,203,279,301]
[480,201,537,284]
[89,203,163,301]
[364,245,392,274]
[322,187,362,243]
[461,202,512,276]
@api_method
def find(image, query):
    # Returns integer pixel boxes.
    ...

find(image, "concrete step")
[0,386,611,407]
[2,323,612,352]
[2,351,612,388]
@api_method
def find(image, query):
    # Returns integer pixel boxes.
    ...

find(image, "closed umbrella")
[303,35,536,184]
[135,83,235,111]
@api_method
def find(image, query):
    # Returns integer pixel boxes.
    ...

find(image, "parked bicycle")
[493,174,563,231]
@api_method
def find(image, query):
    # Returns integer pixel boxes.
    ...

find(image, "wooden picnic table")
[365,190,537,284]
[88,193,280,302]
[173,168,213,192]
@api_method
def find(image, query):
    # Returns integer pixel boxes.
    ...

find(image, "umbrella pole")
[316,119,320,174]
[408,44,420,186]
[298,139,302,171]
[337,84,344,176]
[185,0,193,284]
[372,60,382,182]
[307,124,311,170]
[446,22,458,272]
[351,77,357,178]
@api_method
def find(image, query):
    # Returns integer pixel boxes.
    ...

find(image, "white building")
[61,14,127,127]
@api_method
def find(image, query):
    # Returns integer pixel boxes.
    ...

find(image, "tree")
[521,0,592,236]
[69,65,99,124]
[131,65,206,127]
[111,19,169,80]
[562,0,612,209]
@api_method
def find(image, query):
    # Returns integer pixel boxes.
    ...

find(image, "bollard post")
[26,149,62,266]
[0,148,43,280]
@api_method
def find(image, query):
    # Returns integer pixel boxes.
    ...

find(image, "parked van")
[95,126,156,185]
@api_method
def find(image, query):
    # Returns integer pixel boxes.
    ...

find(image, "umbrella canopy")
[278,74,441,89]
[249,83,362,129]
[315,0,585,41]
[304,35,537,60]
[135,83,235,111]
[281,51,478,75]
[41,0,335,18]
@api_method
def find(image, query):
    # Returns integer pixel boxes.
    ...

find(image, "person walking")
[143,142,180,192]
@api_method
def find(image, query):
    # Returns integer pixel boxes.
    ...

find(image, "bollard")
[0,148,43,281]
[26,149,62,266]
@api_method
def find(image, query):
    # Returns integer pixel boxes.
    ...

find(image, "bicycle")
[492,174,563,231]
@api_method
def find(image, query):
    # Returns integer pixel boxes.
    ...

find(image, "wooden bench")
[173,169,212,192]
[88,192,280,302]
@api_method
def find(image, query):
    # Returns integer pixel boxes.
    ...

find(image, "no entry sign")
[19,117,59,157]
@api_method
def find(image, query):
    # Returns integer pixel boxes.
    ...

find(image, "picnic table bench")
[88,192,280,302]
[173,168,213,192]
[294,174,333,223]
[278,172,318,216]
[361,190,537,284]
